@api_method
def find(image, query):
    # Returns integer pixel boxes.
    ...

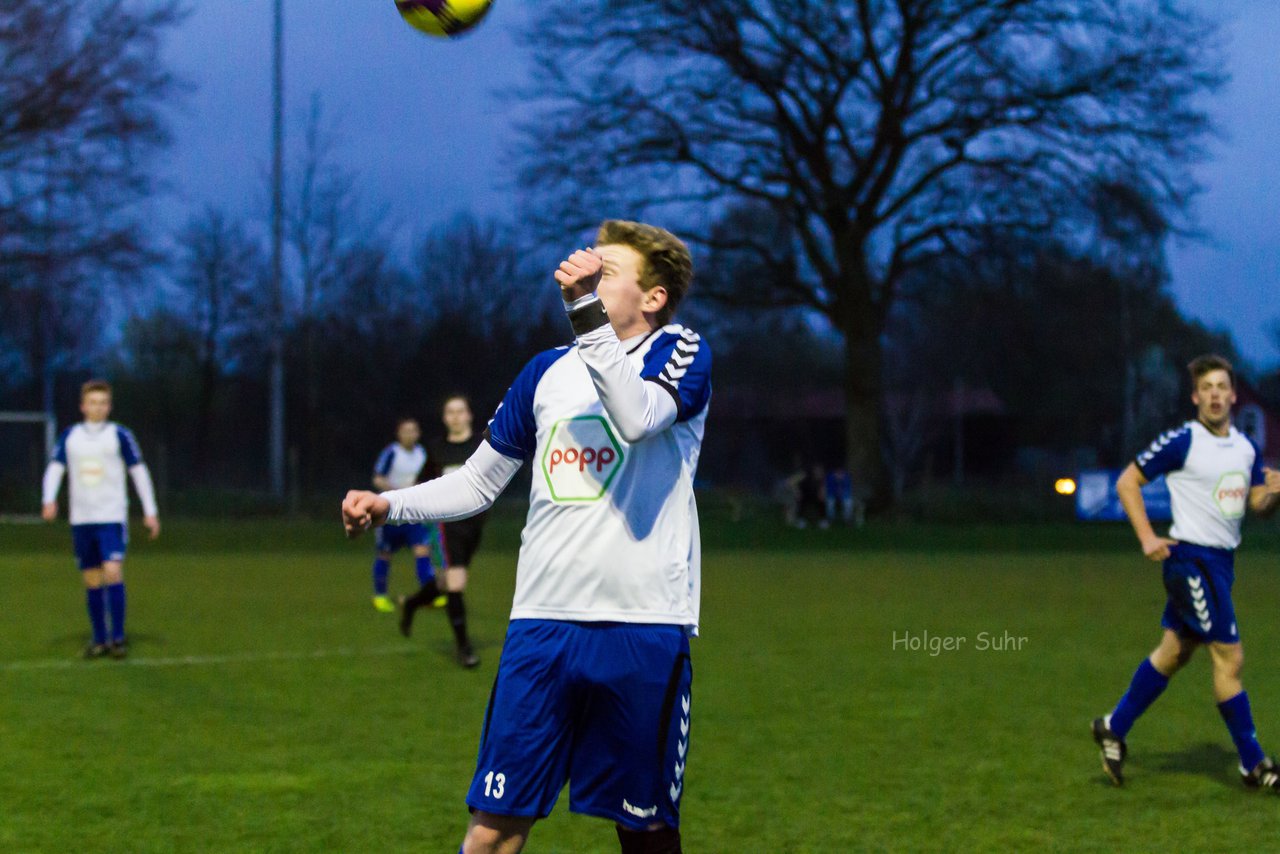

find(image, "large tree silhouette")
[0,0,183,407]
[515,0,1223,500]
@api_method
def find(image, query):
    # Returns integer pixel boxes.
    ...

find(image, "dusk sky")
[158,1,1278,369]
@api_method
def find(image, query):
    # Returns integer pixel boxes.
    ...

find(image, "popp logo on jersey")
[541,415,624,502]
[1213,471,1248,519]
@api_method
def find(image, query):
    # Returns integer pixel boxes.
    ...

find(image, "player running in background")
[399,395,486,668]
[369,418,438,613]
[1092,355,1280,790]
[41,380,160,659]
[343,220,710,854]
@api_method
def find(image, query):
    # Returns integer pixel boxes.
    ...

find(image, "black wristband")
[567,299,610,336]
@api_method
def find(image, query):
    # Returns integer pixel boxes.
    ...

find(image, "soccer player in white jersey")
[41,380,160,659]
[342,220,710,854]
[1092,355,1280,789]
[369,418,439,613]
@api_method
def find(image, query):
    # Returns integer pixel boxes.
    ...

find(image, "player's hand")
[143,515,161,540]
[342,490,390,539]
[1263,467,1280,495]
[554,248,603,302]
[41,502,57,522]
[1141,535,1177,562]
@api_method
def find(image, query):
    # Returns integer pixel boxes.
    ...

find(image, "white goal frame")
[0,411,57,523]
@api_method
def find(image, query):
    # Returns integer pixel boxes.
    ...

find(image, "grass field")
[3,511,1280,852]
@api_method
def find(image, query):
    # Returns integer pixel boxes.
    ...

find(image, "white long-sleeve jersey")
[383,298,712,633]
[42,421,158,525]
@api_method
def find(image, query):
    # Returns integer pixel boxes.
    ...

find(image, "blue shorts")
[71,523,127,570]
[374,523,429,554]
[1161,542,1238,644]
[468,620,693,830]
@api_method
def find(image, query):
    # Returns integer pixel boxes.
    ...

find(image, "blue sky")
[157,1,1279,369]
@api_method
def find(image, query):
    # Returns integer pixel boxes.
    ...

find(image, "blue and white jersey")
[46,422,155,525]
[373,443,427,490]
[1135,420,1265,550]
[487,323,712,631]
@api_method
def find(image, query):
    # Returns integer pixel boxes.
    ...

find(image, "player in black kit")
[398,395,488,668]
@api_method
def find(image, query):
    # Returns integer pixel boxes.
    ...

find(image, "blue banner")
[1075,469,1171,522]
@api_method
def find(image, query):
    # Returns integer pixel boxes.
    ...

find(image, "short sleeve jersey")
[425,433,484,479]
[373,443,427,490]
[485,324,712,632]
[1135,419,1264,550]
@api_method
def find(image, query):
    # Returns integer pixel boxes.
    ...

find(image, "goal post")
[0,411,57,523]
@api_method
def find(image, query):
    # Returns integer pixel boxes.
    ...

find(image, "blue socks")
[372,557,390,596]
[106,582,126,644]
[85,587,107,645]
[1219,691,1266,772]
[415,554,436,586]
[374,555,434,595]
[1109,658,1170,739]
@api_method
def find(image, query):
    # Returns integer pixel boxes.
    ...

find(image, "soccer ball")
[395,0,494,38]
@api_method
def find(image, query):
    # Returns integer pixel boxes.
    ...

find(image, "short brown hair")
[596,220,693,325]
[1188,354,1234,389]
[441,394,472,413]
[80,379,112,400]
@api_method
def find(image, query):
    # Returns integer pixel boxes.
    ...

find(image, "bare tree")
[0,0,184,408]
[285,95,375,488]
[172,207,266,470]
[413,215,556,344]
[514,0,1223,501]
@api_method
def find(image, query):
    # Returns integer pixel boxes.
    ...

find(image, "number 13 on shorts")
[483,771,506,799]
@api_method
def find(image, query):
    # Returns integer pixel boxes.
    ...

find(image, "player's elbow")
[615,421,653,444]
[1116,465,1145,494]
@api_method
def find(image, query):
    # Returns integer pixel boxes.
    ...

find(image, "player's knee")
[1213,644,1244,678]
[102,563,124,584]
[615,824,681,854]
[464,812,532,854]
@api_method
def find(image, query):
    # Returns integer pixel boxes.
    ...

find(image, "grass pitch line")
[0,643,418,672]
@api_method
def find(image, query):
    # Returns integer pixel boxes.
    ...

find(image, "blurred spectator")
[824,466,864,527]
[774,462,804,527]
[796,463,828,529]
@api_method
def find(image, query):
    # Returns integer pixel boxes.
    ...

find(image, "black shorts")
[440,516,485,568]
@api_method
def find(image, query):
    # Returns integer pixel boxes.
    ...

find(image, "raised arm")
[572,303,678,443]
[558,249,710,443]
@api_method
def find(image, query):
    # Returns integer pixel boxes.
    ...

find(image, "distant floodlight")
[1055,478,1077,496]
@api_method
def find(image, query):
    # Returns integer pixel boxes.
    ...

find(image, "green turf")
[3,517,1279,852]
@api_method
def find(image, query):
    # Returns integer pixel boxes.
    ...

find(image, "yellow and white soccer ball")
[395,0,494,38]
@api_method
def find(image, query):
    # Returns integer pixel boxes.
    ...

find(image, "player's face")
[80,391,111,423]
[1191,369,1235,429]
[396,420,421,448]
[442,399,472,434]
[595,244,667,333]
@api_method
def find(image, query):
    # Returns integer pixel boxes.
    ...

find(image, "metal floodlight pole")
[268,0,286,500]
